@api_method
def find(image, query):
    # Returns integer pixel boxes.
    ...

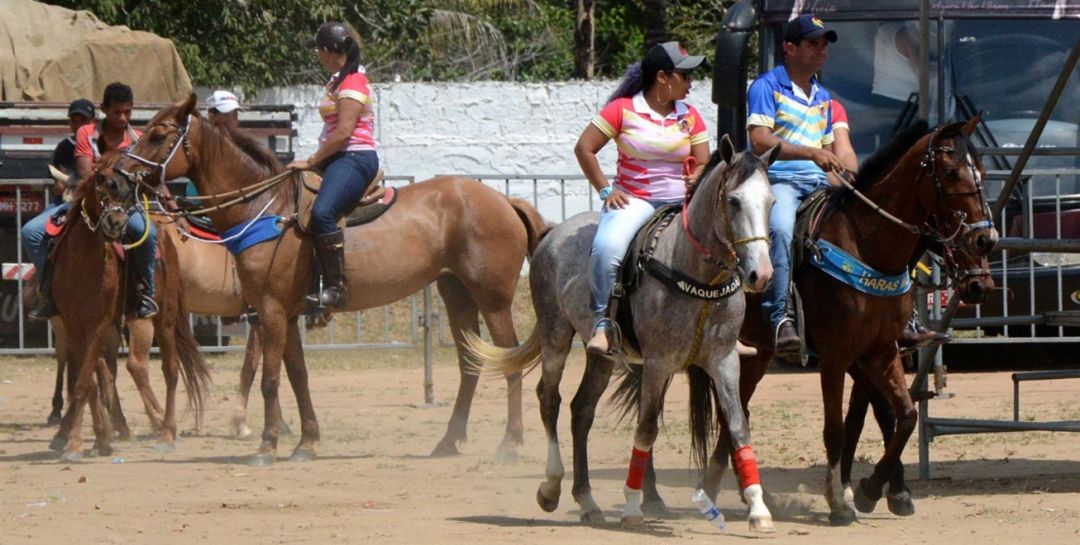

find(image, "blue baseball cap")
[784,14,838,43]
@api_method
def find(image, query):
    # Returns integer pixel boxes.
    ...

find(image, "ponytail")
[606,60,662,104]
[329,36,364,93]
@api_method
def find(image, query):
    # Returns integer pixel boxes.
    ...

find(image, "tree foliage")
[48,0,746,89]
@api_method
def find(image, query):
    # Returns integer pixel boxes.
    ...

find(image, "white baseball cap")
[207,90,241,113]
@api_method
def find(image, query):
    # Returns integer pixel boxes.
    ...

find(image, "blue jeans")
[22,202,66,275]
[761,176,829,330]
[125,208,157,298]
[311,150,380,234]
[589,195,682,328]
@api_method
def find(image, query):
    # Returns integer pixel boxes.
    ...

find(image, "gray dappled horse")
[466,135,780,531]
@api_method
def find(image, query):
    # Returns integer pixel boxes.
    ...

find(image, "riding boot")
[134,276,159,319]
[307,229,348,308]
[774,319,803,362]
[899,310,950,352]
[28,259,57,321]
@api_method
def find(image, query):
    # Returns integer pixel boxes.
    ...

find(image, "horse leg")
[233,326,261,439]
[88,356,114,457]
[125,319,164,431]
[535,333,572,514]
[705,351,774,533]
[250,310,289,467]
[432,276,481,457]
[841,373,872,510]
[852,354,918,517]
[480,306,523,459]
[569,353,613,524]
[155,317,180,453]
[820,362,858,526]
[619,362,667,529]
[49,342,65,426]
[702,349,772,501]
[49,344,80,452]
[60,343,104,462]
[282,318,319,462]
[103,330,131,440]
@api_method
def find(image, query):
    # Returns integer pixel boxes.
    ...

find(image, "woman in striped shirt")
[574,42,711,355]
[287,21,379,308]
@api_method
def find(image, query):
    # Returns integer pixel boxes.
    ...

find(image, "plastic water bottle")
[692,489,726,532]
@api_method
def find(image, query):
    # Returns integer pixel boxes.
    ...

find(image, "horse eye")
[149,133,166,144]
[945,169,960,181]
[727,196,741,208]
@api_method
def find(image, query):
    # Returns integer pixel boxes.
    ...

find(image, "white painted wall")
[255,82,720,218]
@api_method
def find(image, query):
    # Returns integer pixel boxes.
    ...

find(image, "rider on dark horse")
[26,82,160,320]
[748,14,945,360]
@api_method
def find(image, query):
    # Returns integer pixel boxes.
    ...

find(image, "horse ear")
[961,113,981,137]
[178,93,198,127]
[761,143,781,166]
[719,133,736,164]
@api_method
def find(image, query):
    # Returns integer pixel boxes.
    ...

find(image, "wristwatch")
[598,186,613,200]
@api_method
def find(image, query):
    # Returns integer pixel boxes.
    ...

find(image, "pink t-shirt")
[318,68,376,152]
[591,93,709,201]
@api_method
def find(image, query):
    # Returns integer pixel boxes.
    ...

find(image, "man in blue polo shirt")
[747,13,845,359]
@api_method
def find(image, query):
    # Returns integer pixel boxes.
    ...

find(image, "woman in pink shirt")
[574,42,711,355]
[286,21,379,308]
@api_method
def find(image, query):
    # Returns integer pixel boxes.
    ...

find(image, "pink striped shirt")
[591,93,709,201]
[318,68,376,152]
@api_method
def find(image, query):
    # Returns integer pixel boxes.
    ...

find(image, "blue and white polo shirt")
[746,64,834,184]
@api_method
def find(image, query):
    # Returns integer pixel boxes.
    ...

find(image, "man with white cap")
[207,90,241,132]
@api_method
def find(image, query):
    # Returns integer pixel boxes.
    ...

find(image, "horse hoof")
[536,483,560,512]
[828,508,858,526]
[47,414,62,426]
[493,447,518,464]
[579,509,606,525]
[234,424,253,440]
[750,515,776,533]
[430,439,459,458]
[91,445,114,458]
[289,448,316,462]
[641,499,675,519]
[248,453,275,467]
[49,436,68,452]
[620,515,645,529]
[60,450,83,463]
[154,442,177,454]
[887,491,916,517]
[853,478,881,514]
[115,429,132,442]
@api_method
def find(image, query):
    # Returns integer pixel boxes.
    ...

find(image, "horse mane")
[688,146,762,202]
[852,119,931,193]
[146,104,284,177]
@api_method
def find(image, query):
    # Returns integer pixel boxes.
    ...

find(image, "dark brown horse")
[50,152,211,461]
[729,117,997,525]
[111,95,545,465]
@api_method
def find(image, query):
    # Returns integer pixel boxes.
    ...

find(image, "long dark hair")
[328,36,363,93]
[607,60,662,104]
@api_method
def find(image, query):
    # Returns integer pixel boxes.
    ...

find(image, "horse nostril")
[748,271,758,287]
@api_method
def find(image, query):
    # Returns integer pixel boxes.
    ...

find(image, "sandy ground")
[1,348,1078,545]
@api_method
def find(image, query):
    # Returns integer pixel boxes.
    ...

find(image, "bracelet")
[598,186,613,200]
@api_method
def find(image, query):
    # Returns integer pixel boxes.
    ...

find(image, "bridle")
[918,128,995,260]
[681,155,770,269]
[121,118,191,191]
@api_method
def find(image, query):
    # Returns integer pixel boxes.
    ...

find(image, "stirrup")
[136,295,159,319]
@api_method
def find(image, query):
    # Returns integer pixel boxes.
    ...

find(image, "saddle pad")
[345,187,397,227]
[44,208,68,237]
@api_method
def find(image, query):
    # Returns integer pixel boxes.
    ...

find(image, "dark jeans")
[311,150,380,234]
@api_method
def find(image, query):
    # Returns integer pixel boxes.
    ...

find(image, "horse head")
[116,94,200,191]
[89,151,138,241]
[919,116,997,303]
[696,134,778,293]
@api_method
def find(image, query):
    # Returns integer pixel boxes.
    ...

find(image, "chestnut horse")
[111,95,545,465]
[51,152,212,461]
[728,118,997,525]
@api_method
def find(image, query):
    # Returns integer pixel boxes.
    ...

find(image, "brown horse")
[111,95,545,465]
[50,152,211,461]
[730,118,997,525]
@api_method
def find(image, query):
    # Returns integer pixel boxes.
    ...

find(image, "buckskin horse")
[729,117,997,525]
[109,95,545,465]
[50,152,211,461]
[465,136,780,531]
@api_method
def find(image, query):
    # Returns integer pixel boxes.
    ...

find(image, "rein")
[679,156,767,268]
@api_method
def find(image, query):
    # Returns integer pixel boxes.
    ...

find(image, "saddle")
[296,168,396,233]
[603,205,683,361]
[792,188,832,272]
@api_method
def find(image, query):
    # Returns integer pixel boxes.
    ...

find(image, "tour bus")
[714,0,1080,350]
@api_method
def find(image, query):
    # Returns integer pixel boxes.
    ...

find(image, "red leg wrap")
[734,445,761,488]
[625,447,650,490]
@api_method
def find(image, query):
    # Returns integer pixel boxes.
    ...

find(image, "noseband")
[919,130,995,258]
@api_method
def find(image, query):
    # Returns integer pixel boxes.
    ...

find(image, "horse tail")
[507,197,550,257]
[687,365,718,472]
[461,325,541,378]
[609,364,674,427]
[174,296,213,427]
